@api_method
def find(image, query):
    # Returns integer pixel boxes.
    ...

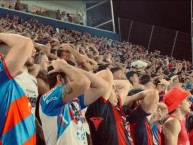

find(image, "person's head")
[163,88,191,115]
[25,47,37,67]
[128,88,144,107]
[156,81,166,92]
[0,42,36,65]
[139,75,155,89]
[122,88,144,115]
[47,65,67,89]
[97,64,109,72]
[110,67,123,79]
[57,49,71,60]
[126,71,139,85]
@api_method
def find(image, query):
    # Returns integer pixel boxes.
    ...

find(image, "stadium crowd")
[0,14,193,145]
[1,1,84,25]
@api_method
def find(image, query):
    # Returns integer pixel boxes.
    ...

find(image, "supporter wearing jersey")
[15,68,38,116]
[86,79,135,145]
[162,88,191,145]
[15,66,45,144]
[0,33,36,144]
[126,89,159,145]
[39,54,111,145]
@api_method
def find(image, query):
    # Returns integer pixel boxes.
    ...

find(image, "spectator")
[15,0,21,10]
[0,33,36,144]
[162,88,191,145]
[126,89,159,145]
[56,9,61,20]
[67,13,73,22]
[110,67,124,79]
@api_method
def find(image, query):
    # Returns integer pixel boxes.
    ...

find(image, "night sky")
[113,0,191,34]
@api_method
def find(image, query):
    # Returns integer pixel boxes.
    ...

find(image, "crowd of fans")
[1,0,84,25]
[0,14,193,145]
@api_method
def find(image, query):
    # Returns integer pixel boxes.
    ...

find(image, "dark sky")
[113,0,191,34]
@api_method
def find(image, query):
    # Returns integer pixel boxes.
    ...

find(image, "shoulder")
[164,117,181,134]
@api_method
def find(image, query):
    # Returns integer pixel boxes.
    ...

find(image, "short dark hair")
[97,64,109,72]
[126,71,137,79]
[128,88,144,96]
[57,49,64,58]
[126,71,138,84]
[66,60,75,66]
[139,75,151,85]
[110,67,121,74]
[47,65,67,88]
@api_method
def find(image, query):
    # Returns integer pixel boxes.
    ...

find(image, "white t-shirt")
[39,86,88,145]
[15,68,38,116]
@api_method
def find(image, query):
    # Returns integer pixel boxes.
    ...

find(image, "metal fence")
[118,18,191,61]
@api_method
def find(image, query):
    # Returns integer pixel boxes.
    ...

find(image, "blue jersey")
[0,61,36,145]
[39,85,88,145]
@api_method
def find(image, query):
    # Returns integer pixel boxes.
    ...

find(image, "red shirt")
[189,129,193,145]
[162,115,190,145]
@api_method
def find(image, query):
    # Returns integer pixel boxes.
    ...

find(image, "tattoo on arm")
[62,84,73,99]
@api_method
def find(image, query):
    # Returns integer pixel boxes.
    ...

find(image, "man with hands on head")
[125,88,159,145]
[39,58,90,145]
[0,33,36,145]
[39,52,111,145]
[85,79,135,145]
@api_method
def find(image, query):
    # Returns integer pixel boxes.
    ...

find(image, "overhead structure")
[84,0,115,32]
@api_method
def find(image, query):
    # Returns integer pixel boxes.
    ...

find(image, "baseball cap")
[162,88,190,113]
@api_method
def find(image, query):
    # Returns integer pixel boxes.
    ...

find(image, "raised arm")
[60,44,93,71]
[113,79,133,105]
[126,89,159,114]
[87,44,99,57]
[0,33,34,76]
[79,69,113,105]
[33,42,58,60]
[50,59,91,103]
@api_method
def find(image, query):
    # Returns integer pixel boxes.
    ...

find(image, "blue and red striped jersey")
[0,61,36,145]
